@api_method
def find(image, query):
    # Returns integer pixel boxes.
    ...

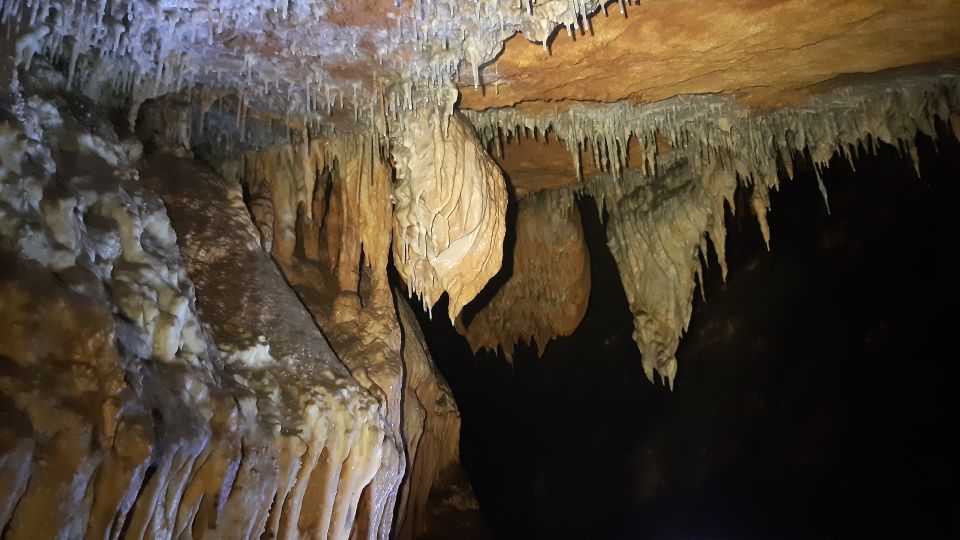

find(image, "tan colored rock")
[143,152,399,540]
[392,110,508,322]
[225,120,484,538]
[394,295,479,540]
[497,70,960,388]
[0,92,401,539]
[234,134,394,318]
[458,194,591,360]
[606,162,736,389]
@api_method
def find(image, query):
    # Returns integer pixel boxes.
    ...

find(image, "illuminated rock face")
[0,91,400,539]
[461,0,960,110]
[392,110,508,323]
[0,77,482,537]
[606,162,736,389]
[469,72,960,387]
[1,0,960,536]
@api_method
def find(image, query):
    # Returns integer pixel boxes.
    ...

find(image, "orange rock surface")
[462,0,960,110]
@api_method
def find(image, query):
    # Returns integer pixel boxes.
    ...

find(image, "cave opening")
[408,122,960,539]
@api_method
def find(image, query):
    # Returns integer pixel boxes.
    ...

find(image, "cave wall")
[0,66,483,540]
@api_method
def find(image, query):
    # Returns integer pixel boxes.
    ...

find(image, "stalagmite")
[457,194,591,360]
[392,109,508,323]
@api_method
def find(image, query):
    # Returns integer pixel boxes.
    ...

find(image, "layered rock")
[461,0,960,110]
[457,194,590,360]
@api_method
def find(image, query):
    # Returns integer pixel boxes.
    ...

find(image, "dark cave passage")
[408,123,960,539]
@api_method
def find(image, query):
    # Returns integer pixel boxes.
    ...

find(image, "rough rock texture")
[183,115,484,538]
[142,151,408,540]
[277,240,486,540]
[395,295,490,540]
[227,133,394,317]
[461,0,960,110]
[457,194,590,360]
[606,161,735,389]
[146,145,483,538]
[1,0,607,128]
[0,84,397,538]
[3,0,960,536]
[471,70,960,386]
[392,110,508,322]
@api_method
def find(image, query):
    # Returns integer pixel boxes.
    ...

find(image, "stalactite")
[391,109,508,323]
[457,193,591,360]
[332,147,364,321]
[605,161,737,389]
[3,0,606,133]
[233,133,394,319]
[465,71,960,386]
[358,143,395,307]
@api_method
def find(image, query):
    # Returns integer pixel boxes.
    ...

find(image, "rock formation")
[392,109,508,323]
[1,0,959,537]
[457,194,590,360]
[468,71,960,385]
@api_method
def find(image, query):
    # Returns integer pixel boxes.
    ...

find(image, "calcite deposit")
[457,194,590,360]
[1,0,960,537]
[0,65,477,540]
[467,71,960,385]
[0,85,405,539]
[392,109,508,322]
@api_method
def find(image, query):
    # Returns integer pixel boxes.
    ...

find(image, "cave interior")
[0,1,958,539]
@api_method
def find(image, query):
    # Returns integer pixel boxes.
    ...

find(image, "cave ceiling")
[7,1,959,134]
[4,0,960,378]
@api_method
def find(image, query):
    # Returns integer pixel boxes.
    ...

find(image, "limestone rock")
[392,110,508,323]
[0,87,398,540]
[458,194,591,360]
[461,0,960,110]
